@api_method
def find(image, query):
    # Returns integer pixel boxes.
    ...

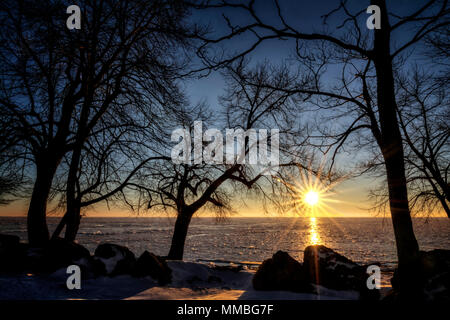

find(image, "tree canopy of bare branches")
[191,0,450,296]
[0,0,200,245]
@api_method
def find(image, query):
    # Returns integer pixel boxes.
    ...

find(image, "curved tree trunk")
[63,134,84,242]
[167,209,193,260]
[27,155,59,246]
[51,202,81,241]
[51,212,67,240]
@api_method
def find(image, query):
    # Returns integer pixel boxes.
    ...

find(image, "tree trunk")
[27,155,59,246]
[51,212,67,239]
[438,196,450,218]
[63,137,84,242]
[65,201,81,242]
[52,201,81,241]
[373,0,421,296]
[167,209,193,260]
[382,145,422,292]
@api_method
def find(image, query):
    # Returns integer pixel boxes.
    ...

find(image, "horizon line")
[0,215,447,219]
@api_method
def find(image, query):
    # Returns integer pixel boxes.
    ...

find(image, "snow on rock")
[168,261,253,290]
[93,243,136,276]
[303,245,379,300]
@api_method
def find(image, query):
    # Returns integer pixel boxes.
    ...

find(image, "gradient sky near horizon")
[0,0,447,218]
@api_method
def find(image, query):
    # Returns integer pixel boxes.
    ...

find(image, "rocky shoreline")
[1,234,449,301]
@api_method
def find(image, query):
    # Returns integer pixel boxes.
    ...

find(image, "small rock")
[211,265,243,273]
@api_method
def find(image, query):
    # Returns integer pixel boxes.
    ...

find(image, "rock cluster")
[253,245,380,300]
[253,245,450,301]
[0,234,172,284]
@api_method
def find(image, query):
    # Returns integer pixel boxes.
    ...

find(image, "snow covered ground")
[0,261,360,300]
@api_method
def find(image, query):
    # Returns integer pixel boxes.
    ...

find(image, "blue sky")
[2,0,446,217]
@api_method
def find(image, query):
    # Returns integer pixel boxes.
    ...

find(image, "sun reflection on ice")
[309,217,321,245]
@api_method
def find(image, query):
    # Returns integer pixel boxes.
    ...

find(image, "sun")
[274,160,347,217]
[304,190,319,206]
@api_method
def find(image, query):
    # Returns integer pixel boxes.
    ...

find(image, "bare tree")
[0,177,18,206]
[368,81,449,221]
[50,110,173,240]
[0,0,198,245]
[0,148,23,206]
[368,67,449,219]
[426,27,450,85]
[133,62,308,260]
[397,70,450,217]
[192,0,450,296]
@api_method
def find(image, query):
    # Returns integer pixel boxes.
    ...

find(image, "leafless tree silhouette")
[0,0,200,245]
[131,61,311,260]
[370,69,450,218]
[192,0,450,296]
[50,109,174,240]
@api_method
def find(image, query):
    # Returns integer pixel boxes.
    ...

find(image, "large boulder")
[26,238,91,273]
[94,243,136,276]
[0,234,28,273]
[133,250,172,285]
[303,245,362,289]
[303,245,379,300]
[252,250,310,292]
[45,238,91,263]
